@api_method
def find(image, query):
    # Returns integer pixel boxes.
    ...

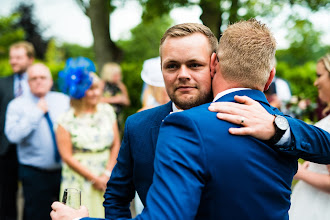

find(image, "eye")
[189,63,202,68]
[165,63,178,69]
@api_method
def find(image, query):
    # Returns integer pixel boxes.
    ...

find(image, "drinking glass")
[62,188,81,210]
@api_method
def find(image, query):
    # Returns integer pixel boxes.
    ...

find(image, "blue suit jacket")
[103,102,172,219]
[133,90,299,219]
[84,90,330,220]
[0,75,15,155]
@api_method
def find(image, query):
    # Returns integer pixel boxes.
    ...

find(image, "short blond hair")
[159,23,218,57]
[10,41,35,58]
[318,53,330,115]
[100,62,122,82]
[217,19,277,90]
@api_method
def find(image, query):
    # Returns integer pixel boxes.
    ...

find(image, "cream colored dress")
[289,115,330,220]
[57,103,116,218]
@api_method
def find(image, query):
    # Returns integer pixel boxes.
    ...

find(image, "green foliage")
[276,61,317,102]
[59,43,95,61]
[0,14,25,58]
[117,15,173,62]
[116,15,173,120]
[120,61,144,119]
[13,2,49,59]
[0,59,13,77]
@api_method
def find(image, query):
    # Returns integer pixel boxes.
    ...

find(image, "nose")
[314,78,318,87]
[177,66,191,80]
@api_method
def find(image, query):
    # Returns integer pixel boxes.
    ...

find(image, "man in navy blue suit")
[51,21,330,220]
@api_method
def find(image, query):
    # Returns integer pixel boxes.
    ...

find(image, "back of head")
[217,19,276,90]
[10,41,35,58]
[159,23,218,57]
[101,62,122,82]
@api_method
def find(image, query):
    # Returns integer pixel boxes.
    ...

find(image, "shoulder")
[127,102,171,125]
[49,91,70,101]
[0,75,13,91]
[0,75,13,82]
[166,102,210,123]
[8,95,30,106]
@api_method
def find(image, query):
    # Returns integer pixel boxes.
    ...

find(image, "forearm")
[285,117,330,163]
[296,170,330,194]
[104,95,129,106]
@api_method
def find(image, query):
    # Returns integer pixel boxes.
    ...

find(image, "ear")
[263,67,276,92]
[210,53,218,78]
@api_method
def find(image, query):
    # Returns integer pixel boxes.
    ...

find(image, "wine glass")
[62,188,81,210]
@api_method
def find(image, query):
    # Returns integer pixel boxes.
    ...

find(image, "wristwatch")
[267,115,289,145]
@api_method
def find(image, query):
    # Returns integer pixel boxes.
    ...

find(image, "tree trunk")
[199,0,222,40]
[87,0,122,71]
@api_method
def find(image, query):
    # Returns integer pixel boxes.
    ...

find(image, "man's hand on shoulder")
[50,201,89,220]
[208,95,275,140]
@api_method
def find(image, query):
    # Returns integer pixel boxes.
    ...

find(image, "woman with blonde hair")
[289,54,330,220]
[100,62,130,130]
[56,57,120,218]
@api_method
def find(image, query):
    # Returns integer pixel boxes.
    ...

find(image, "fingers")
[233,95,256,105]
[228,127,253,136]
[217,113,246,126]
[50,202,64,220]
[302,161,310,169]
[51,201,63,210]
[209,102,247,115]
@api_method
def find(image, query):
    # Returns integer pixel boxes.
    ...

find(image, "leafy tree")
[59,43,95,61]
[117,15,173,62]
[116,15,173,118]
[0,14,25,59]
[138,0,329,39]
[13,2,49,59]
[75,0,122,71]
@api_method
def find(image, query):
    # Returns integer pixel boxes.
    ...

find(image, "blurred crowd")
[0,39,329,220]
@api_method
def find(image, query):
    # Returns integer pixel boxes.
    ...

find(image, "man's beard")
[171,91,213,110]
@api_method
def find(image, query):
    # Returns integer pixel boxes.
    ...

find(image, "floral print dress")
[57,103,116,218]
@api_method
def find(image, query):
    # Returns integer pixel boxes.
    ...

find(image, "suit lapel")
[150,101,172,153]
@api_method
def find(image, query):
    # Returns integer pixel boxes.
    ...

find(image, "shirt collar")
[171,102,181,113]
[15,72,27,80]
[213,88,251,102]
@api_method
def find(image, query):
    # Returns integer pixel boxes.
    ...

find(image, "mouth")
[175,86,197,93]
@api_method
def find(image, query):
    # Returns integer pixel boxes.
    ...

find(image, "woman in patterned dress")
[289,54,330,220]
[55,57,120,218]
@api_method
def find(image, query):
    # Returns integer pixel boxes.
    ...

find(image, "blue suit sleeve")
[103,118,135,219]
[271,106,330,164]
[134,113,206,220]
[285,117,330,164]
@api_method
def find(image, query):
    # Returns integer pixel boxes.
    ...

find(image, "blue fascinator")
[58,57,96,99]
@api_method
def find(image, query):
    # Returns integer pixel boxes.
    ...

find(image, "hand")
[50,201,89,220]
[92,175,108,192]
[294,161,310,180]
[37,97,48,113]
[208,95,276,140]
